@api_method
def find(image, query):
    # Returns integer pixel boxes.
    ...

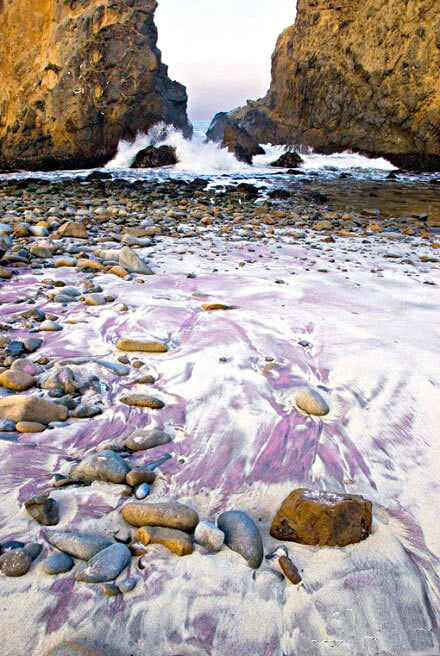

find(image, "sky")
[155,0,296,122]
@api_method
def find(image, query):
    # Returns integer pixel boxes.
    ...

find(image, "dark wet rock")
[72,404,102,419]
[206,111,233,142]
[45,530,112,561]
[0,419,16,432]
[24,496,59,525]
[194,520,225,553]
[70,450,130,484]
[125,429,172,452]
[134,526,193,556]
[43,552,74,574]
[132,145,178,169]
[222,124,264,164]
[270,488,372,547]
[23,543,43,561]
[1,541,25,553]
[76,543,131,583]
[122,501,199,532]
[217,510,263,569]
[0,395,68,424]
[0,548,32,576]
[270,152,303,168]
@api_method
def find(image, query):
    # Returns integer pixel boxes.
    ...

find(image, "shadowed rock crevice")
[0,0,191,171]
[231,0,440,171]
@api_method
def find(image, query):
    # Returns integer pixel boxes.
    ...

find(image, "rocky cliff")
[0,0,191,170]
[233,0,440,171]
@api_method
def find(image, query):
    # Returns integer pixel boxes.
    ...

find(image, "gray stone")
[43,552,74,574]
[217,510,263,569]
[118,577,137,593]
[194,520,225,552]
[70,450,129,484]
[119,246,153,275]
[125,429,172,452]
[23,542,43,560]
[45,530,112,560]
[76,543,131,583]
[135,482,150,499]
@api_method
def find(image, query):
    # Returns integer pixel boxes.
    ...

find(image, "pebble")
[125,429,172,451]
[116,338,168,353]
[194,520,225,553]
[24,496,59,525]
[122,501,199,532]
[295,387,330,416]
[72,404,102,418]
[0,548,32,576]
[103,582,120,596]
[134,526,193,556]
[44,643,105,656]
[43,552,74,574]
[201,303,234,311]
[118,577,137,593]
[39,319,62,331]
[69,450,130,484]
[135,482,151,499]
[1,540,25,552]
[76,543,131,583]
[0,395,68,424]
[217,510,263,569]
[279,554,302,584]
[44,530,112,560]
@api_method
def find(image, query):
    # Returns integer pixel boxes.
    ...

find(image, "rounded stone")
[24,496,59,525]
[44,530,112,560]
[0,548,32,576]
[217,510,263,569]
[118,577,137,593]
[126,468,156,487]
[69,450,130,484]
[43,552,74,574]
[16,421,46,433]
[122,501,199,532]
[194,520,225,553]
[295,387,330,416]
[0,369,35,391]
[125,429,172,452]
[120,394,165,409]
[76,543,131,583]
[0,395,68,425]
[116,338,168,353]
[135,482,150,499]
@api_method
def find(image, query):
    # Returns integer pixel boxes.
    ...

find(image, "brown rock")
[201,303,234,311]
[0,395,68,424]
[77,259,104,272]
[0,369,35,392]
[231,1,440,171]
[279,554,302,584]
[132,145,178,168]
[0,0,190,170]
[0,548,32,577]
[16,421,46,433]
[57,222,88,239]
[126,468,156,487]
[221,124,264,164]
[270,488,372,547]
[120,394,165,409]
[125,429,172,452]
[116,339,168,353]
[134,526,192,556]
[122,501,199,532]
[24,496,59,525]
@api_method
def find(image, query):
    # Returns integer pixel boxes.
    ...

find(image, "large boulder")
[270,151,303,168]
[222,125,264,165]
[270,488,372,547]
[131,145,178,169]
[230,1,440,171]
[0,0,191,170]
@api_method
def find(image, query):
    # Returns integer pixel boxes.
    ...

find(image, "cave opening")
[155,0,296,125]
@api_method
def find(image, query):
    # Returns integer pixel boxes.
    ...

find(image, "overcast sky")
[156,0,296,122]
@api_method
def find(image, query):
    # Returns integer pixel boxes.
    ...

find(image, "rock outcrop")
[0,0,191,170]
[206,112,264,164]
[232,0,440,171]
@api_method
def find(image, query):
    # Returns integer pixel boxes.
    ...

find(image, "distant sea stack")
[0,0,191,171]
[231,0,440,171]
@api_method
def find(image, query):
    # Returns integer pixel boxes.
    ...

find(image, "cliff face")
[234,0,440,170]
[0,0,191,170]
